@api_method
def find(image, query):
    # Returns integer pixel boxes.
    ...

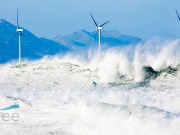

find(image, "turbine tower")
[90,13,109,56]
[175,9,180,21]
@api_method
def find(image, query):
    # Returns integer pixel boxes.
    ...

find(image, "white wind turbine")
[12,9,24,64]
[90,13,109,55]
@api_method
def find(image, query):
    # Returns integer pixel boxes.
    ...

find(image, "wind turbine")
[175,9,180,21]
[12,9,24,64]
[90,13,109,55]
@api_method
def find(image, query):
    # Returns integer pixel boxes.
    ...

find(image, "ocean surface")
[0,39,180,135]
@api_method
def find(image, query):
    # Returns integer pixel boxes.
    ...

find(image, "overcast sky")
[0,0,180,40]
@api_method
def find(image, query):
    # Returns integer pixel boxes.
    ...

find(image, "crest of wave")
[60,38,180,83]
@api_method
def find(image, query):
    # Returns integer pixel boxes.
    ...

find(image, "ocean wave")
[0,38,180,134]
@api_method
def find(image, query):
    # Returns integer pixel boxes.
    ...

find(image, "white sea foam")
[0,38,180,135]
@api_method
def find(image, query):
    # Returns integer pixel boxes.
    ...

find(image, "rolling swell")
[88,102,179,118]
[142,65,179,82]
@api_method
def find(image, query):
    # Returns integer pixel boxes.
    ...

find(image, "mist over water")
[0,38,180,135]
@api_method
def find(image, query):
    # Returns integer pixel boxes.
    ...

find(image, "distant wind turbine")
[175,9,180,21]
[90,13,109,55]
[11,9,24,64]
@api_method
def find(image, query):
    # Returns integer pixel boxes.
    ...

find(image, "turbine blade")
[175,9,180,21]
[20,33,25,37]
[11,33,18,45]
[100,21,109,27]
[90,13,98,27]
[17,8,19,28]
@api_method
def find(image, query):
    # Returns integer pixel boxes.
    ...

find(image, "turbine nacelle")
[97,27,103,30]
[16,28,23,32]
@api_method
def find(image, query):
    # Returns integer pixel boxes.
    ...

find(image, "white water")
[0,39,180,135]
